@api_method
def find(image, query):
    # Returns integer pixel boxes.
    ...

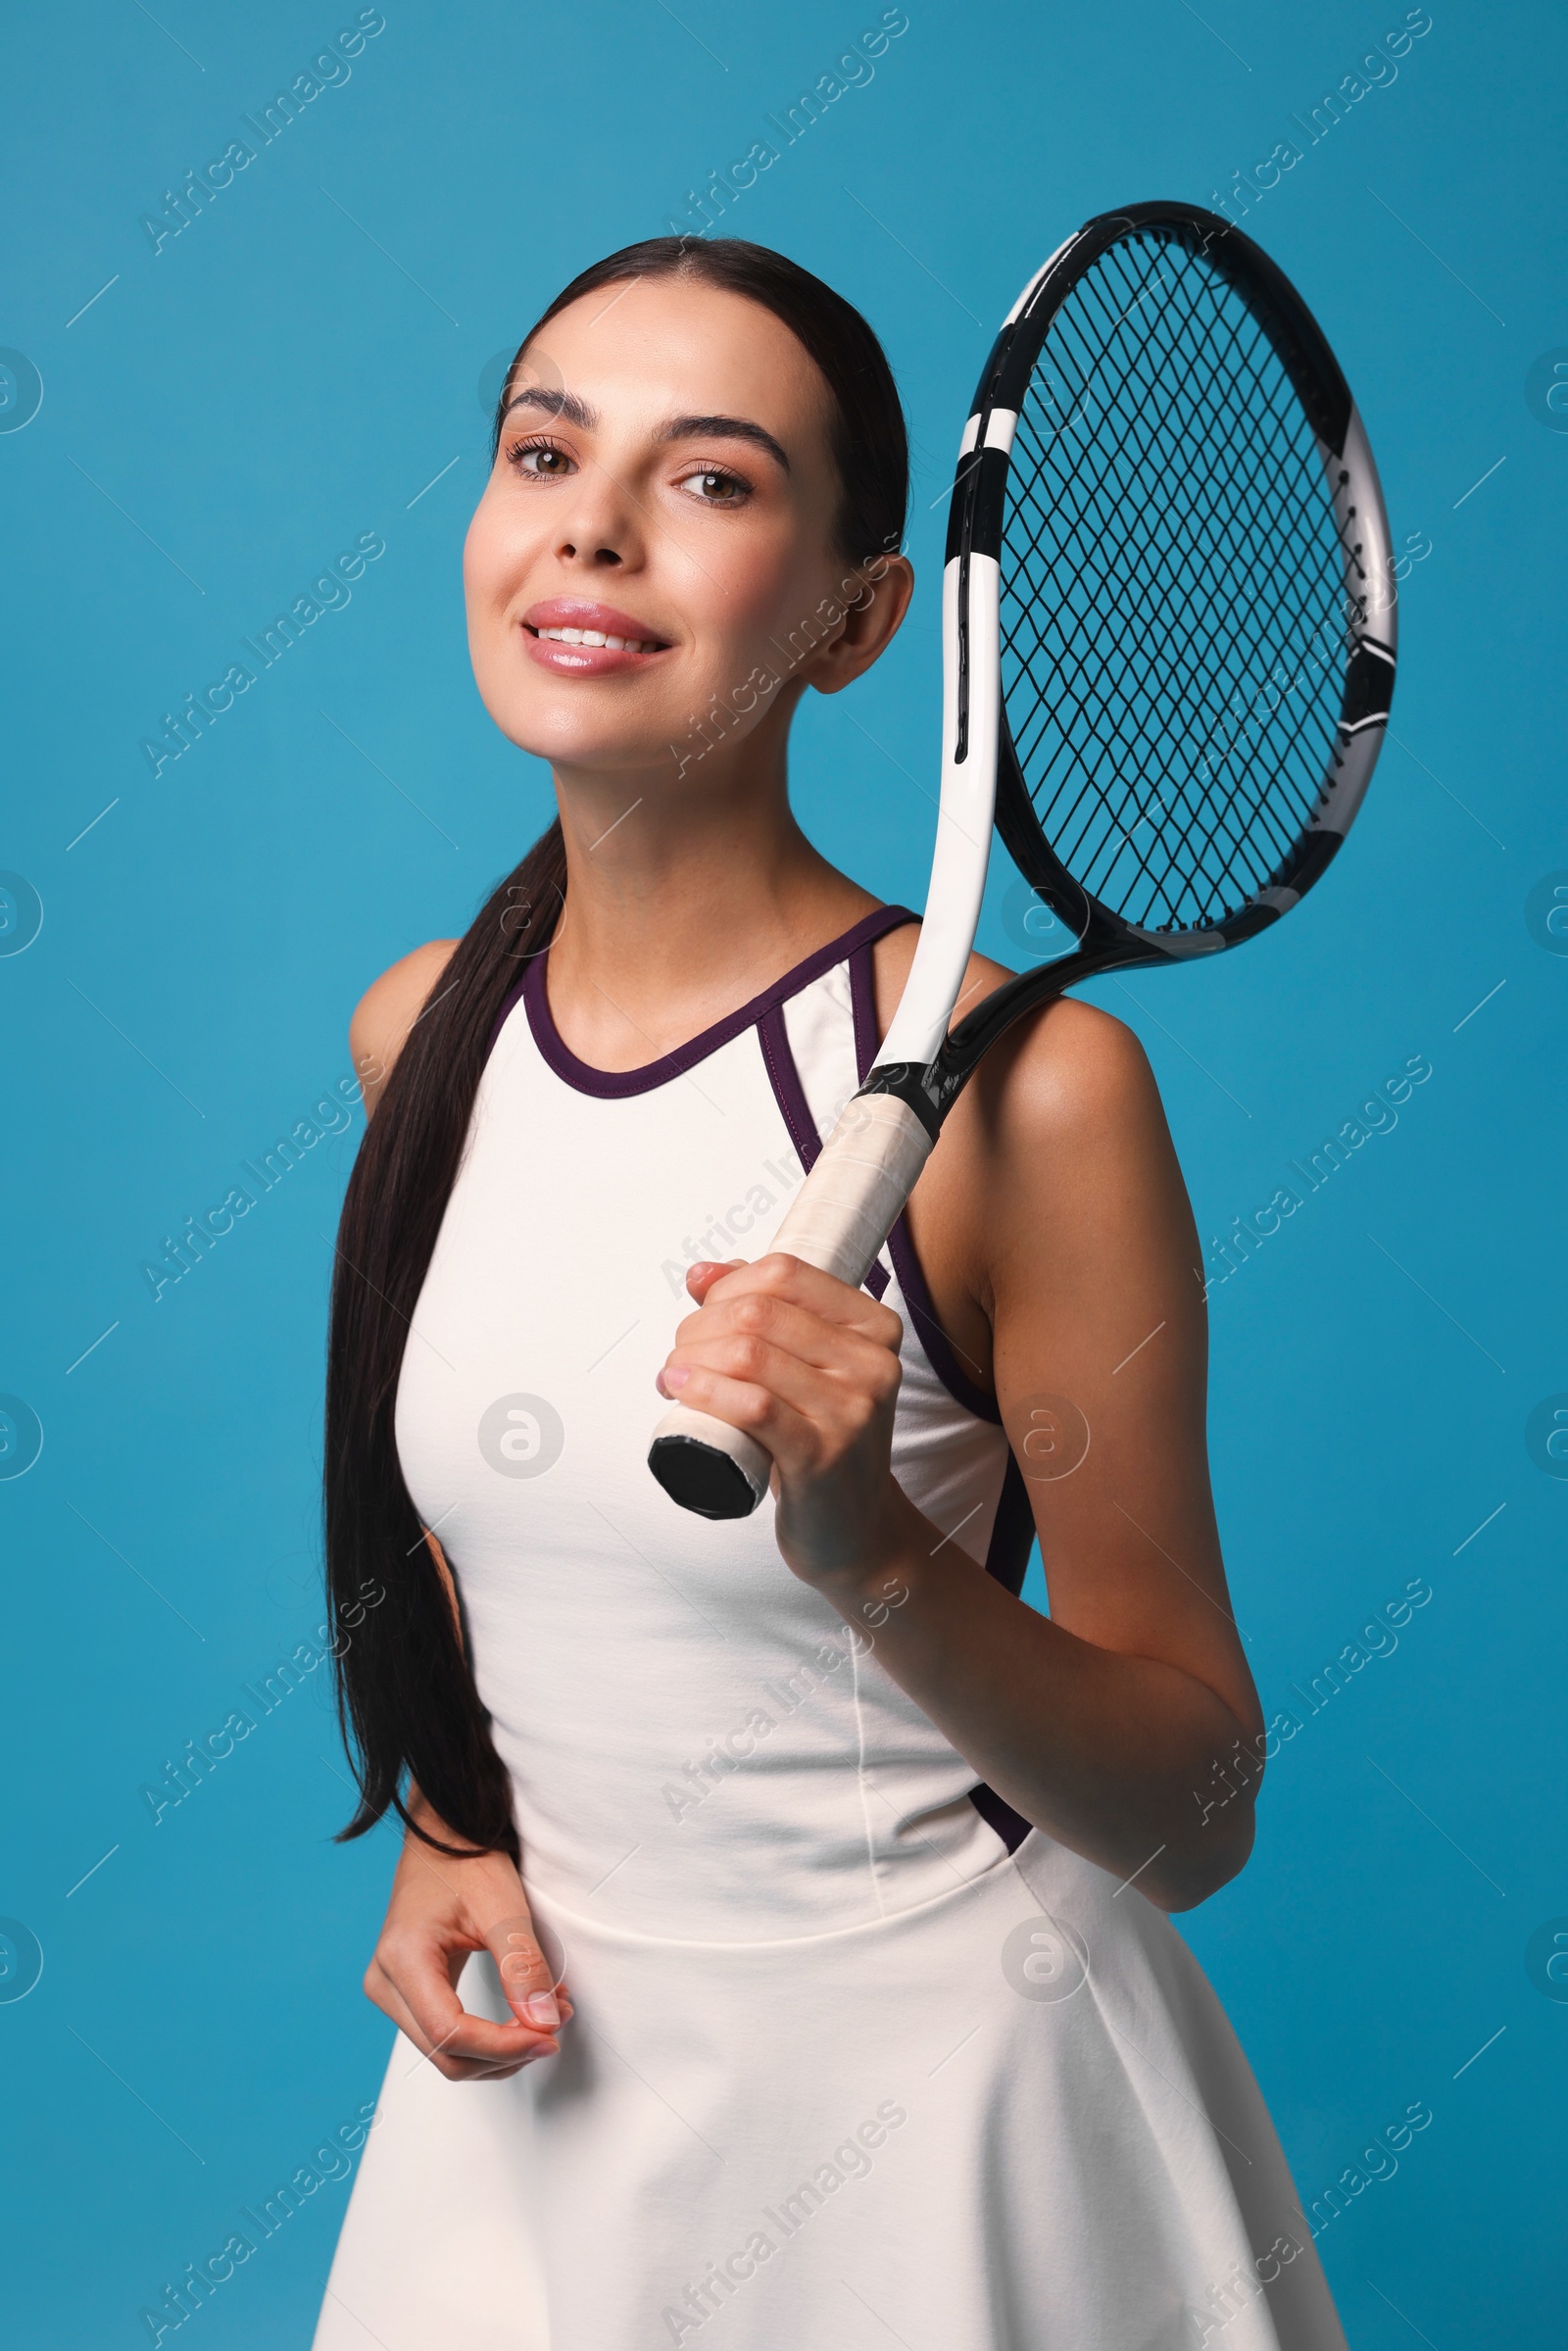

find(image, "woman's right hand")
[364,1809,573,2082]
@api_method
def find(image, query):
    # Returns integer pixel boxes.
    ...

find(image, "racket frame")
[866,198,1397,1132]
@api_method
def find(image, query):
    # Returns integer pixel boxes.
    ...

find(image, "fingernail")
[662,1365,690,1393]
[522,1992,560,2030]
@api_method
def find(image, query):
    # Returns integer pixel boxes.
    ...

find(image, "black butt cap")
[648,1434,763,1521]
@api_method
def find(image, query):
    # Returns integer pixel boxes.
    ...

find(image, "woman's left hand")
[656,1254,915,1587]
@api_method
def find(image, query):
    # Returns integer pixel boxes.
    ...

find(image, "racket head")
[954,200,1396,965]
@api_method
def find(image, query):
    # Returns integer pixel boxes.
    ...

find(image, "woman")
[316,238,1346,2350]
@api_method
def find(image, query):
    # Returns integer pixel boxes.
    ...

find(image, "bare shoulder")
[983,987,1160,1151]
[350,939,460,1115]
[864,914,1195,1385]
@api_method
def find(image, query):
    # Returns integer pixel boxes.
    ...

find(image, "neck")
[541,697,877,1069]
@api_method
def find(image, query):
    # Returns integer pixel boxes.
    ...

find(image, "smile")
[520,599,673,673]
[530,625,662,653]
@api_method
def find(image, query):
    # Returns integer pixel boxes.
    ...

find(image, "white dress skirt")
[314,906,1348,2351]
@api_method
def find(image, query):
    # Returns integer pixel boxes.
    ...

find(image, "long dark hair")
[323,238,909,1858]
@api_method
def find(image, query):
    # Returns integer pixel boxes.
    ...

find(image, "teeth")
[535,624,659,653]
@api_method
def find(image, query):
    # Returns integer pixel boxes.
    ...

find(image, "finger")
[684,1257,744,1304]
[365,1951,549,2080]
[664,1328,901,1432]
[395,1962,556,2075]
[374,1929,559,2071]
[368,1972,532,2081]
[702,1252,905,1340]
[661,1270,902,1398]
[482,1909,564,2036]
[673,1289,903,1380]
[654,1358,826,1471]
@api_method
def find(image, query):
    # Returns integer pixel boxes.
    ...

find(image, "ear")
[798,556,915,697]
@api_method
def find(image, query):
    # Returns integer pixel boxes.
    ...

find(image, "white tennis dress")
[314,906,1347,2351]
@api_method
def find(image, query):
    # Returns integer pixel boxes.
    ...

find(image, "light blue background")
[1,2,1562,2342]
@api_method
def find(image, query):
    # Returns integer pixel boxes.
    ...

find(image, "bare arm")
[862,1000,1260,1909]
[660,987,1262,1913]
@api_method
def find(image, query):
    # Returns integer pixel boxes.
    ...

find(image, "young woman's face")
[464,276,887,775]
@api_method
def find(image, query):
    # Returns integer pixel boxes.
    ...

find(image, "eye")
[679,465,750,507]
[505,436,574,478]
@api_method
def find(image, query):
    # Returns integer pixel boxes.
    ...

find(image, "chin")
[483,693,671,773]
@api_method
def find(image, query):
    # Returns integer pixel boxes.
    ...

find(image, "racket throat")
[856,1060,946,1138]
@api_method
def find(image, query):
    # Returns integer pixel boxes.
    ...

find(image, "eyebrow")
[503,386,596,429]
[501,387,790,473]
[658,414,791,472]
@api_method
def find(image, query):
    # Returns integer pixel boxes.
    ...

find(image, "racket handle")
[647,1091,935,1518]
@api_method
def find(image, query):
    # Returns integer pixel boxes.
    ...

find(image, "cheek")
[678,524,820,678]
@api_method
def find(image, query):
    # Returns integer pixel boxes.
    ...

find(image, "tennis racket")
[648,197,1396,1520]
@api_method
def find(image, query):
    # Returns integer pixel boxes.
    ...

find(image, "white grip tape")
[648,1092,934,1498]
[769,1091,934,1288]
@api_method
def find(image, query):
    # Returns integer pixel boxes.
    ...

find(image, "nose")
[555,458,639,572]
[558,524,622,568]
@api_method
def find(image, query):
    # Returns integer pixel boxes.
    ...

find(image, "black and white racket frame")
[863,197,1397,1138]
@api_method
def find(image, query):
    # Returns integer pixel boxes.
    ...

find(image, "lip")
[519,597,673,677]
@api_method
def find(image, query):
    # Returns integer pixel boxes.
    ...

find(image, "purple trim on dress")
[981,1449,1035,1596]
[881,1221,999,1424]
[968,1448,1039,1848]
[757,1004,821,1174]
[758,1002,892,1302]
[518,905,918,1099]
[968,1780,1033,1854]
[855,943,1037,1855]
[847,934,884,1082]
[845,938,1001,1426]
[968,1455,1039,1850]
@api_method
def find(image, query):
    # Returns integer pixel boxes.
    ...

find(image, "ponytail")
[323,821,566,1857]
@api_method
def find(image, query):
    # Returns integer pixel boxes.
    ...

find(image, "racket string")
[1005,472,1342,926]
[999,224,1359,929]
[1005,488,1344,903]
[1006,436,1332,887]
[1011,270,1337,754]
